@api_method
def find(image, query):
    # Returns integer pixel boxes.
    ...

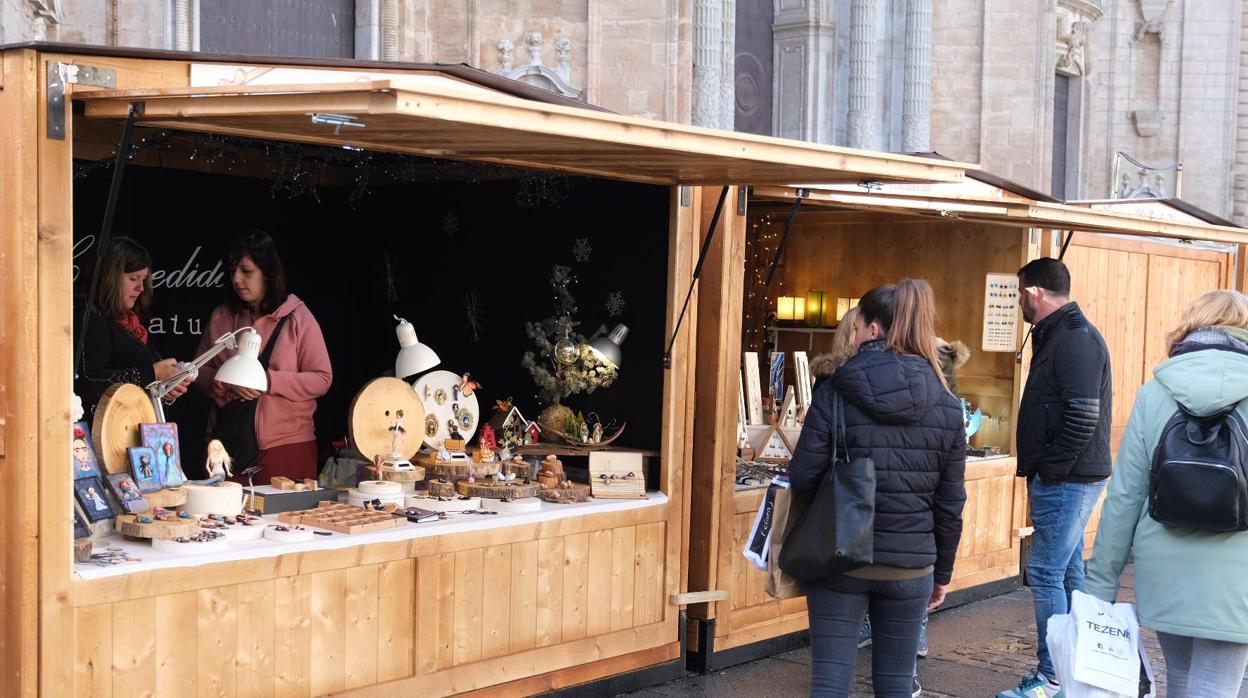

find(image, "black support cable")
[74,102,142,378]
[663,186,730,369]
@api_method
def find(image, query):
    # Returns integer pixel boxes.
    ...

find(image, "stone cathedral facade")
[7,0,1246,220]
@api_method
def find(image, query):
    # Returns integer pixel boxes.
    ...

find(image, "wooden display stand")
[91,382,158,474]
[589,451,647,499]
[538,483,591,504]
[143,487,187,509]
[277,502,402,534]
[114,514,199,541]
[269,476,323,491]
[454,479,540,500]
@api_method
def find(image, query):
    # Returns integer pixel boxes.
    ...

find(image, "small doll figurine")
[198,439,234,485]
[579,422,590,443]
[498,445,512,462]
[592,422,603,444]
[447,420,463,442]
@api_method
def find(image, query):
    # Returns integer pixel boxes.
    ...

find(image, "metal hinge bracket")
[46,61,117,140]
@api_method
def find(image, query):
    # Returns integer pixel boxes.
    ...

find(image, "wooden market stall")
[0,43,974,697]
[684,173,1248,670]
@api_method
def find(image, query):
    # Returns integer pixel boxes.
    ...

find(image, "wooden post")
[662,185,699,630]
[687,186,746,624]
[38,55,77,697]
[0,48,42,698]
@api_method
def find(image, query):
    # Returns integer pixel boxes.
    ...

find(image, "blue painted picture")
[128,446,161,493]
[72,421,101,480]
[140,422,185,487]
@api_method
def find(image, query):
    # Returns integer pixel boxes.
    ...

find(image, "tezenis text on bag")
[1083,620,1131,639]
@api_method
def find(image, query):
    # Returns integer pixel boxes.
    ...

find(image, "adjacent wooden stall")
[0,43,973,697]
[685,176,1248,670]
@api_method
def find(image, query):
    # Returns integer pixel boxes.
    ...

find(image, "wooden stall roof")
[753,182,1248,246]
[74,80,971,186]
[1069,198,1238,228]
[2,40,605,111]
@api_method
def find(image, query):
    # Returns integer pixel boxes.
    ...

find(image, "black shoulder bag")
[211,315,290,470]
[779,390,876,582]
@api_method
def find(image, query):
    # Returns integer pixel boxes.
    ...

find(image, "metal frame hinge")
[46,61,117,140]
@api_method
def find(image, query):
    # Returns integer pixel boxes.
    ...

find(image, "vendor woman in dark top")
[74,237,191,415]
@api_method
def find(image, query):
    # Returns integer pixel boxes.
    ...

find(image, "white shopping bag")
[742,477,788,571]
[1047,590,1155,698]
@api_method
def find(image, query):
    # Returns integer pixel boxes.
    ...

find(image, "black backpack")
[1149,405,1248,532]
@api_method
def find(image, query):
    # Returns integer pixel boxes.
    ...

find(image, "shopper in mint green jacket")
[1086,290,1248,697]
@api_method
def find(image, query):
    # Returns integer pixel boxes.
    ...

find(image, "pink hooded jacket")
[195,293,332,450]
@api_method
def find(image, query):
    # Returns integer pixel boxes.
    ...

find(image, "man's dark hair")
[1018,257,1071,296]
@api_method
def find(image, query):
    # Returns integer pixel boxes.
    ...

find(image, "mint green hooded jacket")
[1085,340,1248,643]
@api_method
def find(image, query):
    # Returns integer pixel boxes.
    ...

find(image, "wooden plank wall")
[72,512,668,697]
[760,213,1022,450]
[1064,233,1233,553]
[715,457,1023,652]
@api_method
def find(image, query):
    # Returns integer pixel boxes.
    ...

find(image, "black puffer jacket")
[790,347,967,585]
[1015,302,1112,483]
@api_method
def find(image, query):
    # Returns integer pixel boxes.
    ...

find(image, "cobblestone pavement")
[616,564,1248,697]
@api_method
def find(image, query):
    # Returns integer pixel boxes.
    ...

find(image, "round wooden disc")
[413,370,480,450]
[366,465,426,482]
[349,377,427,466]
[93,383,158,475]
[114,514,199,540]
[454,479,540,500]
[144,487,189,508]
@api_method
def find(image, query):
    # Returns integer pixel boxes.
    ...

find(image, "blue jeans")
[1026,476,1106,678]
[806,573,933,697]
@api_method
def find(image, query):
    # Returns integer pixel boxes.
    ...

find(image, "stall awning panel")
[76,80,969,186]
[752,185,1248,246]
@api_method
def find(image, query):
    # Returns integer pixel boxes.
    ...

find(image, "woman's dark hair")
[226,229,288,316]
[857,279,949,392]
[94,237,153,320]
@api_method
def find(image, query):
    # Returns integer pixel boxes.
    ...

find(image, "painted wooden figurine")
[204,439,234,481]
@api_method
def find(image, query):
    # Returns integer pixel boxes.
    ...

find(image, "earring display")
[413,369,481,449]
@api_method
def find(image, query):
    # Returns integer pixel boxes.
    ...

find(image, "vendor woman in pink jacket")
[195,230,332,483]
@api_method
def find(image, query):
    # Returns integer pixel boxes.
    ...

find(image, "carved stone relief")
[497,32,582,100]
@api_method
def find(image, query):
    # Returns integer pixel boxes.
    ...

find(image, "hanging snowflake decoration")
[572,238,593,263]
[464,291,483,343]
[516,171,569,208]
[443,211,459,237]
[605,291,626,317]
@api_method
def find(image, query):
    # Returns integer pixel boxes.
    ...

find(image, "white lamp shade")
[215,329,269,391]
[395,317,440,378]
[588,323,629,369]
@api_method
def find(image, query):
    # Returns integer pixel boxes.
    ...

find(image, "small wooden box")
[588,451,646,499]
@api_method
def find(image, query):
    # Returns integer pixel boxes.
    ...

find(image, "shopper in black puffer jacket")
[788,279,967,698]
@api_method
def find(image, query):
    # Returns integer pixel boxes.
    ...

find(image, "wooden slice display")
[144,487,188,509]
[537,483,591,504]
[413,370,480,449]
[93,383,158,475]
[115,514,199,540]
[481,497,542,513]
[366,464,427,483]
[349,377,427,465]
[454,479,540,500]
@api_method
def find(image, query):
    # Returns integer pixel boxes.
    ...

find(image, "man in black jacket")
[1002,258,1111,698]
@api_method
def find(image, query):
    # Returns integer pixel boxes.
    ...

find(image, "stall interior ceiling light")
[776,296,805,321]
[805,290,828,326]
[309,113,366,135]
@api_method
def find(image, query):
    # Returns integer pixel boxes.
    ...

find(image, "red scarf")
[118,312,148,345]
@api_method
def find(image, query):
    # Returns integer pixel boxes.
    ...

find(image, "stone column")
[846,0,877,149]
[173,0,193,51]
[721,0,736,131]
[901,0,932,153]
[693,0,724,128]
